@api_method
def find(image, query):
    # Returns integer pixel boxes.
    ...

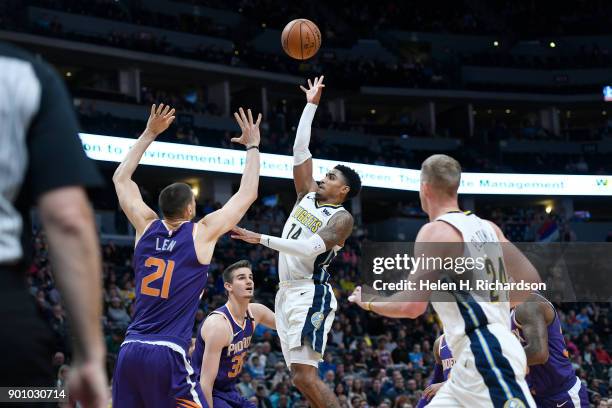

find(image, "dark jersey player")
[111,105,263,407]
[416,334,455,407]
[192,260,275,408]
[511,293,588,407]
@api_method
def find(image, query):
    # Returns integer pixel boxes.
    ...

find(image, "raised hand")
[232,107,262,148]
[300,75,325,105]
[230,226,261,244]
[145,103,176,137]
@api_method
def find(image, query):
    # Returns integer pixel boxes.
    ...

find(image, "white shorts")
[275,280,337,369]
[428,324,536,408]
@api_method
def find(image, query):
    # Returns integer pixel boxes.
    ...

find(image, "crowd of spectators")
[26,197,612,407]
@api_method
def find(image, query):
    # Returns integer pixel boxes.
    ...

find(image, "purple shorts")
[213,388,256,408]
[112,341,206,408]
[533,379,589,408]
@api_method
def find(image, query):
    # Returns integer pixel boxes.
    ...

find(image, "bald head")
[420,154,461,196]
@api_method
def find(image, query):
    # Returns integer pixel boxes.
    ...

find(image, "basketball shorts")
[112,340,206,408]
[533,377,588,408]
[275,280,337,368]
[428,323,536,408]
[212,388,256,408]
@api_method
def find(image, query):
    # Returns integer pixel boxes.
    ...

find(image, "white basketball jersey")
[279,192,347,283]
[431,211,511,357]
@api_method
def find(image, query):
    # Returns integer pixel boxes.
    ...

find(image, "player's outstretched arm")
[113,104,175,239]
[249,303,276,330]
[231,211,353,257]
[514,299,553,365]
[486,221,541,306]
[199,108,261,242]
[348,222,459,318]
[293,76,325,199]
[199,315,231,408]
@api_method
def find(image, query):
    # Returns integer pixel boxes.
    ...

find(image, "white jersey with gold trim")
[278,192,347,283]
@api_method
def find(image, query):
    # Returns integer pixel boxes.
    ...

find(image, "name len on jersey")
[292,206,323,233]
[155,238,176,252]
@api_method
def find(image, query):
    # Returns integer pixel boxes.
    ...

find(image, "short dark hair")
[222,260,251,283]
[335,165,362,200]
[158,183,193,219]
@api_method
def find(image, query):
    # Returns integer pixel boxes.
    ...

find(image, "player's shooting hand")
[67,358,109,408]
[230,226,262,244]
[232,107,262,148]
[145,103,176,137]
[300,75,325,105]
[423,382,444,400]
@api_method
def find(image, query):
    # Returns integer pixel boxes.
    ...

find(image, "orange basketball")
[281,19,321,60]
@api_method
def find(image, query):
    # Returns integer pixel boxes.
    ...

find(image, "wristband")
[246,145,259,151]
[366,302,372,312]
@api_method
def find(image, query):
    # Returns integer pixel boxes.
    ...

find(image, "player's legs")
[112,343,147,408]
[112,341,205,408]
[291,360,339,408]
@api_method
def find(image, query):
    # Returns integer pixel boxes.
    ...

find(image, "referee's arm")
[28,61,108,406]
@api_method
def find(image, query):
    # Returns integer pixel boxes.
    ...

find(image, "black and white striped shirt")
[0,42,101,264]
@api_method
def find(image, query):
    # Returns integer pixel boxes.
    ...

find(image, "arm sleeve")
[260,233,327,257]
[26,61,103,200]
[293,103,317,165]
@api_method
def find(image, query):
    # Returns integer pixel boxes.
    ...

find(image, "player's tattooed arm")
[514,299,554,365]
[317,211,354,250]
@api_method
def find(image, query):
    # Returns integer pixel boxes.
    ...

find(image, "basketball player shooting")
[192,260,275,408]
[349,154,541,408]
[511,293,588,407]
[111,104,262,408]
[231,76,361,408]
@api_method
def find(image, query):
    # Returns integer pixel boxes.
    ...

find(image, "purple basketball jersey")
[511,298,576,398]
[439,335,455,380]
[416,335,455,408]
[193,304,255,391]
[127,220,209,352]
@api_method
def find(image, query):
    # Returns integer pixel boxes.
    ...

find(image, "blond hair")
[420,154,461,196]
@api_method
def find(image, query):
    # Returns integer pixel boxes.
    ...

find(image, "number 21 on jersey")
[140,256,174,299]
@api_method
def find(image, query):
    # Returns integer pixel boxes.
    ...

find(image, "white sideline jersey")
[279,192,347,283]
[432,211,511,356]
[427,211,534,408]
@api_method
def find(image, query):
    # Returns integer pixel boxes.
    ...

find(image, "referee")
[0,42,108,407]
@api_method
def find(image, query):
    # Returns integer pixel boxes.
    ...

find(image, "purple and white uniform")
[193,304,256,408]
[417,335,456,408]
[112,220,209,408]
[511,295,588,408]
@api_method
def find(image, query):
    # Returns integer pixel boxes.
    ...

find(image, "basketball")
[281,19,321,60]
